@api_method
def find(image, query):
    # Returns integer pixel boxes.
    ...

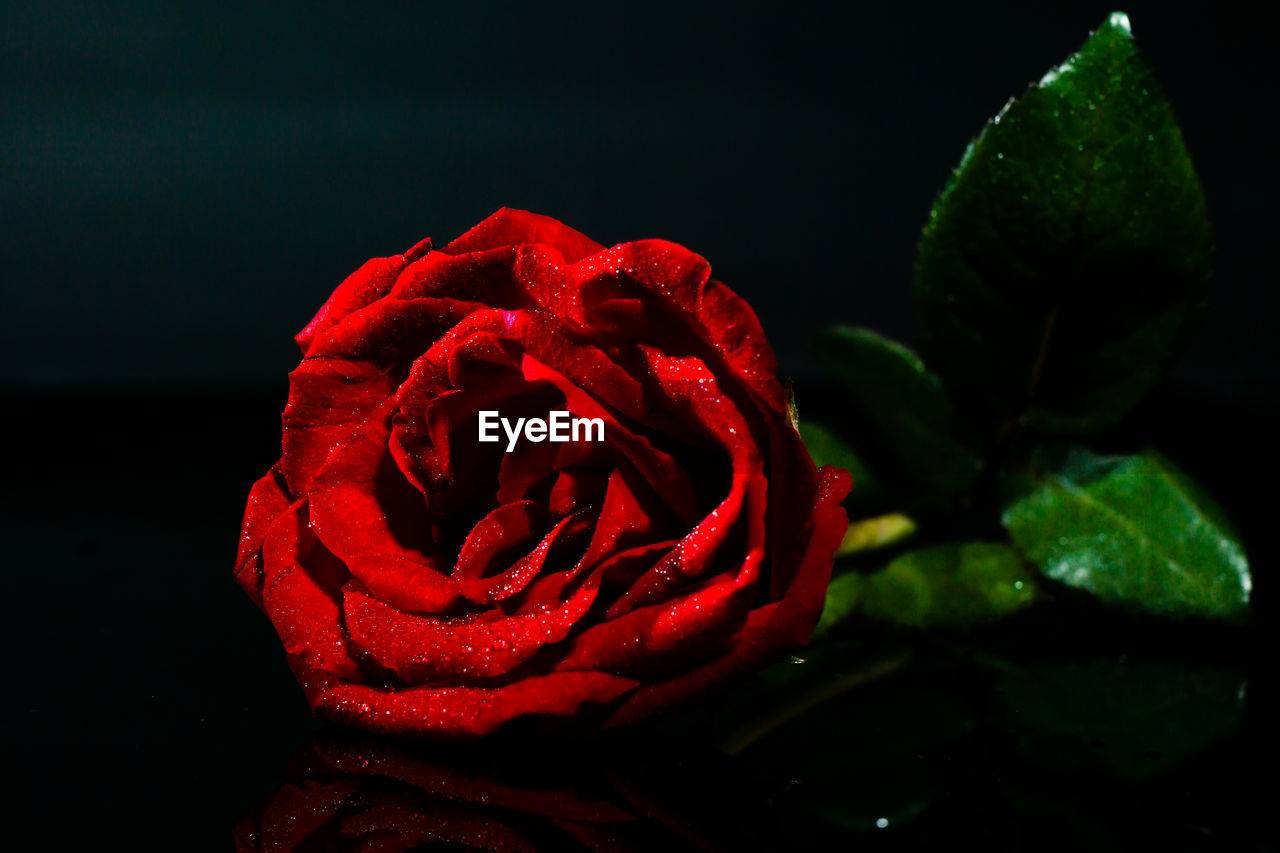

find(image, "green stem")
[716,648,914,755]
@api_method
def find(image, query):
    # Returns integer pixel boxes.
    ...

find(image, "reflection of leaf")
[797,419,881,510]
[914,13,1212,433]
[992,657,1246,780]
[819,542,1037,634]
[734,663,973,837]
[1002,448,1250,620]
[811,326,981,494]
[719,642,913,753]
[1000,789,1124,852]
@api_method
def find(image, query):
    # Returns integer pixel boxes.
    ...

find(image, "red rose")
[235,208,850,737]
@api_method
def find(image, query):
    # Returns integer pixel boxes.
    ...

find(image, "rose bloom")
[235,209,850,737]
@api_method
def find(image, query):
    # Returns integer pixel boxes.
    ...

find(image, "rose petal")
[260,500,363,681]
[304,669,640,738]
[390,246,535,309]
[310,484,462,615]
[571,241,785,413]
[307,403,464,614]
[342,570,600,682]
[457,509,593,605]
[495,434,563,505]
[506,540,675,618]
[560,474,768,672]
[235,465,292,605]
[283,297,483,496]
[521,355,701,523]
[603,467,850,725]
[764,421,835,600]
[452,501,543,580]
[547,466,609,516]
[578,468,669,572]
[553,567,757,677]
[442,207,604,264]
[295,254,406,355]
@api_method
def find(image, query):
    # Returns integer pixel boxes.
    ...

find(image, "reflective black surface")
[234,726,779,851]
[2,390,1274,847]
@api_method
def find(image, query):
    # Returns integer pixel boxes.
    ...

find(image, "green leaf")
[796,419,881,510]
[992,657,1245,780]
[1002,448,1250,620]
[811,326,980,494]
[820,542,1038,632]
[836,512,917,556]
[813,571,862,638]
[914,12,1212,433]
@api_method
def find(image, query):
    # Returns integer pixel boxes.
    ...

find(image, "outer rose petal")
[443,207,604,263]
[295,254,406,355]
[260,501,363,682]
[234,465,292,605]
[301,667,640,738]
[603,465,851,726]
[282,297,484,496]
[569,240,785,411]
[342,571,599,682]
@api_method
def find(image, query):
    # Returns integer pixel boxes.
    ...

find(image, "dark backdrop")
[2,1,1275,844]
[2,0,1275,403]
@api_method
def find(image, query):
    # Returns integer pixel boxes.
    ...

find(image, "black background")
[2,0,1275,846]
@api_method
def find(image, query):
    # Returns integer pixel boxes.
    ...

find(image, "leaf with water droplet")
[914,12,1212,433]
[1002,447,1250,620]
[817,542,1038,634]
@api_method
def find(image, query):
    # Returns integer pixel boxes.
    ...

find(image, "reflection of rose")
[234,729,777,851]
[236,208,850,737]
